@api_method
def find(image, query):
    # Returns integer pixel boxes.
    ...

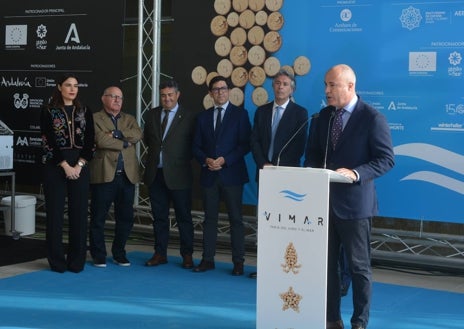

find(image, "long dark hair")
[48,73,83,109]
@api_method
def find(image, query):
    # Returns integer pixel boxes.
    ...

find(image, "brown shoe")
[182,254,194,269]
[232,262,244,276]
[145,253,168,267]
[193,259,215,272]
[326,320,344,329]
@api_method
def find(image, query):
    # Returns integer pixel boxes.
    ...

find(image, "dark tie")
[268,106,283,161]
[214,107,223,137]
[161,109,170,138]
[331,108,345,149]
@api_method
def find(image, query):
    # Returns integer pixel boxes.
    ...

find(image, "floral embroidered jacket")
[40,106,95,165]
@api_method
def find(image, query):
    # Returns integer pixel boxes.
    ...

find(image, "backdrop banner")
[0,0,124,184]
[173,1,464,223]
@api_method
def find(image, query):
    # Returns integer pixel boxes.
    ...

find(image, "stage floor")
[1,240,464,329]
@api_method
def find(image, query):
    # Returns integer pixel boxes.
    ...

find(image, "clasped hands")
[61,162,81,180]
[205,157,225,171]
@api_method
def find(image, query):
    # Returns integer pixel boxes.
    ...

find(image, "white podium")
[256,166,351,329]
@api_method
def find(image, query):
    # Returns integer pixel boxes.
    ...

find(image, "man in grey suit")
[143,79,197,269]
[249,69,309,278]
[89,86,143,267]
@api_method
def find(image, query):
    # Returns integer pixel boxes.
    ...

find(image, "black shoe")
[249,271,257,279]
[113,255,130,267]
[232,262,244,276]
[193,259,215,272]
[326,320,344,329]
[93,257,107,268]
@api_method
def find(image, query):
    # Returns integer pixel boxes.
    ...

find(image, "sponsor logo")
[400,6,422,30]
[36,24,48,50]
[0,76,32,88]
[5,25,28,49]
[56,23,91,51]
[445,103,464,115]
[387,101,418,111]
[448,51,463,77]
[13,93,29,109]
[409,52,436,73]
[16,136,29,147]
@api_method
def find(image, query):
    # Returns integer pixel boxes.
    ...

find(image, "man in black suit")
[192,76,251,275]
[142,79,197,270]
[249,69,309,278]
[305,64,395,329]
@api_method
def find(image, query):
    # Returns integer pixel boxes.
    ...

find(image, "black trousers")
[43,162,90,273]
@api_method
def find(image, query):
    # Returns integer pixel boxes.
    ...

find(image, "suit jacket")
[142,105,196,189]
[251,100,308,179]
[90,110,143,185]
[304,96,395,219]
[193,103,251,187]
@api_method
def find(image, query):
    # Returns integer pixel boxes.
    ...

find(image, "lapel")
[264,103,274,140]
[337,102,361,148]
[100,110,118,130]
[207,107,216,138]
[164,105,183,140]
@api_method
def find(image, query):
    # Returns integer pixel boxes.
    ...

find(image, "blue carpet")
[0,251,462,329]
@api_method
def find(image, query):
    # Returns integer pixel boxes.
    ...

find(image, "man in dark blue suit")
[251,69,308,171]
[250,69,309,279]
[192,76,251,276]
[305,64,395,329]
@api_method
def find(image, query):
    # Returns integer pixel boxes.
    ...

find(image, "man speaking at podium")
[304,64,394,329]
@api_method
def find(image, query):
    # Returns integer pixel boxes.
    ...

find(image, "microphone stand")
[276,118,310,167]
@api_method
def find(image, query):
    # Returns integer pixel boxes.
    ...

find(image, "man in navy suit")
[192,76,251,276]
[251,69,308,170]
[305,64,395,329]
[249,69,309,278]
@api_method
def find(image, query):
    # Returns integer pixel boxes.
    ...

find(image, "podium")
[256,166,351,329]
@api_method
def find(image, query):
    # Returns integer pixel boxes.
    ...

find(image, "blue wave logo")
[279,190,306,202]
[394,143,464,195]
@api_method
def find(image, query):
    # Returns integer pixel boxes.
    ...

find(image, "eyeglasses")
[211,87,229,94]
[104,94,124,100]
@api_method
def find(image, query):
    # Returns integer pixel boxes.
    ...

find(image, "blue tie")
[268,106,283,161]
[331,108,345,149]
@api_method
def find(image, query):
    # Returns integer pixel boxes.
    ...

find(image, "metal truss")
[134,0,162,207]
[371,228,464,272]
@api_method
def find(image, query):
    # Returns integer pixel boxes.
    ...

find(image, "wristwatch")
[78,160,85,167]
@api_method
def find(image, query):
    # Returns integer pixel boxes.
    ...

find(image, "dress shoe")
[248,271,257,279]
[232,262,244,276]
[193,259,215,272]
[145,254,168,266]
[182,254,194,269]
[326,320,344,329]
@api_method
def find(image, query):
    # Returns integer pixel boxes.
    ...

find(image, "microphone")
[276,115,313,167]
[323,109,336,169]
